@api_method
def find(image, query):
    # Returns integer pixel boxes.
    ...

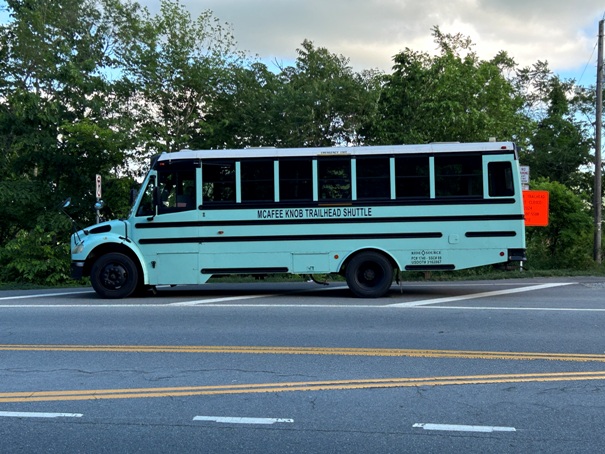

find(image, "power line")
[577,12,605,86]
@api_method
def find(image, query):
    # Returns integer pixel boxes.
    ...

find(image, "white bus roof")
[157,142,516,162]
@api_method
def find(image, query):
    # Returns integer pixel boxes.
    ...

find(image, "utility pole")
[594,19,604,264]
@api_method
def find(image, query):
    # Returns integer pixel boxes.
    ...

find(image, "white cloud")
[137,1,605,79]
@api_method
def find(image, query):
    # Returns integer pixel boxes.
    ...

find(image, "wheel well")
[83,244,143,280]
[340,248,398,274]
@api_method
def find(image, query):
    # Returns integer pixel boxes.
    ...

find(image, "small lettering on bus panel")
[410,250,443,265]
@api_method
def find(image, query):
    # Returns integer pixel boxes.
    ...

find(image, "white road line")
[0,304,172,308]
[0,291,93,301]
[0,293,279,308]
[2,304,602,311]
[0,411,83,418]
[170,294,274,306]
[0,282,584,310]
[388,283,575,308]
[412,306,605,311]
[161,304,605,312]
[413,423,516,433]
[193,416,293,425]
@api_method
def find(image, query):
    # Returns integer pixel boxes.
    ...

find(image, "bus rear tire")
[345,251,393,298]
[91,252,139,299]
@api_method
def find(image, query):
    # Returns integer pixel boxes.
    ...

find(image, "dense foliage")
[0,0,602,285]
[525,180,594,269]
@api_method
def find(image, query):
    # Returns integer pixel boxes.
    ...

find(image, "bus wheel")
[345,251,393,298]
[91,252,139,299]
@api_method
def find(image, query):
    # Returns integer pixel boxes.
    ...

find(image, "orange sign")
[523,190,549,226]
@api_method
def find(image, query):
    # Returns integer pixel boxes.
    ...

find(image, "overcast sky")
[140,0,604,86]
[0,1,603,85]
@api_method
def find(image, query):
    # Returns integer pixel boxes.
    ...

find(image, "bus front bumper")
[71,261,85,280]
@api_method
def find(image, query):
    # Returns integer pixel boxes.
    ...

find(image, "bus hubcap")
[102,264,127,289]
[363,268,376,281]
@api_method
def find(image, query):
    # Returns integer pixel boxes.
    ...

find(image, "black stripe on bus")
[465,231,517,238]
[138,232,443,245]
[201,267,289,274]
[405,264,456,271]
[135,214,524,229]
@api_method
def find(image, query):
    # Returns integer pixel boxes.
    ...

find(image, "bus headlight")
[72,242,85,255]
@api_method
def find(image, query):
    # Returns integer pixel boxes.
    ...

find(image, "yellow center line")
[0,344,605,362]
[2,371,605,403]
[3,345,605,403]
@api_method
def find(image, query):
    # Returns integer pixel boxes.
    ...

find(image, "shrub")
[0,220,72,286]
[525,179,594,269]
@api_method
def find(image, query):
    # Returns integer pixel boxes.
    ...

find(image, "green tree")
[272,40,381,147]
[368,27,530,145]
[117,0,242,154]
[195,40,382,149]
[0,0,137,283]
[193,62,283,149]
[526,179,594,269]
[0,0,134,205]
[520,78,592,191]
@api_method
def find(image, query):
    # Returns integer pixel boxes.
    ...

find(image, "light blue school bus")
[70,141,526,298]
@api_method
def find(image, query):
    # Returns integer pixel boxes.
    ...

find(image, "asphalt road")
[1,277,605,453]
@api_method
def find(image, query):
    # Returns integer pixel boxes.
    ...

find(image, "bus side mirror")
[152,186,160,207]
[146,186,160,221]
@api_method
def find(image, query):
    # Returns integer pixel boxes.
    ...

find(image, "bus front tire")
[91,252,139,299]
[345,252,393,298]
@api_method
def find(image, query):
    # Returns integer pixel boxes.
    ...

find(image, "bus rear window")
[488,161,514,197]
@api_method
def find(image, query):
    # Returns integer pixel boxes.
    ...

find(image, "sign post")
[95,174,102,224]
[520,165,530,191]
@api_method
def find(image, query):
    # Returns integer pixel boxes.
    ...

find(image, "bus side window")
[158,170,196,213]
[241,160,274,202]
[395,156,430,199]
[202,161,236,204]
[435,155,483,198]
[356,157,390,200]
[318,157,351,201]
[279,159,313,201]
[488,161,514,197]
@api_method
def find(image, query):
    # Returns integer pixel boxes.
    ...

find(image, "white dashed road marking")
[413,423,516,433]
[0,411,83,418]
[193,416,294,425]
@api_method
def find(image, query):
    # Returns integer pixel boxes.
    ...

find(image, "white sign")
[95,174,102,199]
[520,166,530,184]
